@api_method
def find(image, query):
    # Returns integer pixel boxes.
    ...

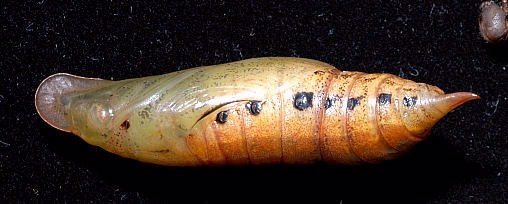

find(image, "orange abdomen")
[184,66,477,166]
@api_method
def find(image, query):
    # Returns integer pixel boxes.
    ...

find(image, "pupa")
[479,0,508,43]
[35,57,479,166]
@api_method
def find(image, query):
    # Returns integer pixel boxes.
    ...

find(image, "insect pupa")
[479,0,508,43]
[35,57,479,166]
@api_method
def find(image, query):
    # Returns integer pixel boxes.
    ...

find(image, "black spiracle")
[294,92,313,110]
[216,111,229,123]
[246,101,263,115]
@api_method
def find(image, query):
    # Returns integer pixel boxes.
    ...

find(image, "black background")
[2,0,507,203]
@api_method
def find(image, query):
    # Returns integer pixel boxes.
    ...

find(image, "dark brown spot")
[139,109,149,119]
[378,93,392,105]
[294,92,313,110]
[150,149,170,153]
[403,97,418,107]
[246,101,263,115]
[314,70,325,75]
[120,120,130,130]
[347,97,361,110]
[216,111,228,123]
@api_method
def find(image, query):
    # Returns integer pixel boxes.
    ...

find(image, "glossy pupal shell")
[479,0,508,43]
[35,57,479,166]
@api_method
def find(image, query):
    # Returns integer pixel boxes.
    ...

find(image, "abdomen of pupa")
[35,57,479,166]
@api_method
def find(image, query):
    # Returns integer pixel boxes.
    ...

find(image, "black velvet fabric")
[2,1,507,203]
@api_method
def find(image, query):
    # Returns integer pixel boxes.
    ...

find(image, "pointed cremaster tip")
[431,92,480,114]
[405,92,480,137]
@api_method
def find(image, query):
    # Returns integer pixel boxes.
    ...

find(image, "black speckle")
[216,111,228,123]
[403,97,418,107]
[120,120,130,130]
[139,108,150,119]
[378,93,392,105]
[143,80,154,87]
[347,97,361,110]
[150,149,170,153]
[314,70,325,75]
[294,92,314,110]
[246,101,263,115]
[325,97,335,109]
